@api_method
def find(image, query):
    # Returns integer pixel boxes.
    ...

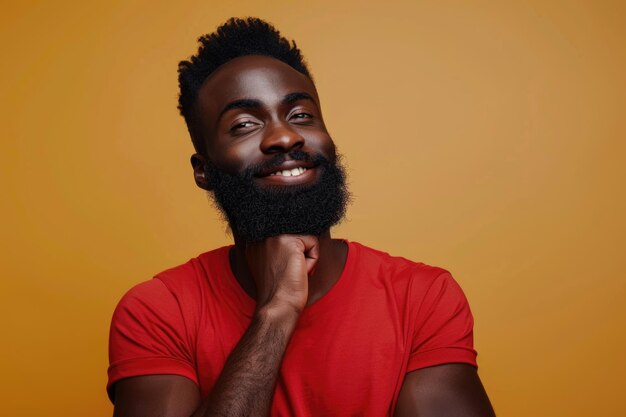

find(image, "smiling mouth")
[268,167,308,177]
[256,163,318,186]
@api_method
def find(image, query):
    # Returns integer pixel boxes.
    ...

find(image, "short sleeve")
[107,278,198,402]
[407,271,477,372]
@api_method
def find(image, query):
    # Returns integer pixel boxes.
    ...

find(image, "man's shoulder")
[156,244,230,282]
[347,241,462,317]
[350,240,448,281]
[118,245,231,305]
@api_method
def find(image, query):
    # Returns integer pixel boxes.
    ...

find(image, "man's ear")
[191,153,212,191]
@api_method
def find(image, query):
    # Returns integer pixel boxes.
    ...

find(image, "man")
[107,17,496,417]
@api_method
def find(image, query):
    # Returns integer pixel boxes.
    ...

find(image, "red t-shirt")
[108,241,477,416]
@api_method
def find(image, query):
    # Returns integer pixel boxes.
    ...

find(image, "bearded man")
[107,17,496,417]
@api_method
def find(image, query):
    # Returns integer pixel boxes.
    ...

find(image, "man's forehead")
[197,55,318,113]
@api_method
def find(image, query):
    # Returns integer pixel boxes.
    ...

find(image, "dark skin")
[113,55,496,417]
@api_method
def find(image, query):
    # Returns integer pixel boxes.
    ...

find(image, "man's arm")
[112,235,319,417]
[113,305,300,417]
[113,375,200,417]
[394,363,496,417]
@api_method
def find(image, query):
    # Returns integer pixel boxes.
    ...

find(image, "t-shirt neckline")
[218,239,357,323]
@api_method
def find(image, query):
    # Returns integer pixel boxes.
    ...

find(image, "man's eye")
[291,112,312,120]
[231,121,256,131]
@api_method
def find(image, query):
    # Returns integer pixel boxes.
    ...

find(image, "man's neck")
[229,232,348,307]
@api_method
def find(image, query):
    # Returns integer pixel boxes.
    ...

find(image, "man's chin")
[228,219,336,242]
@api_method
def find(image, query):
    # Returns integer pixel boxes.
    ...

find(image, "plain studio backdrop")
[1,1,624,416]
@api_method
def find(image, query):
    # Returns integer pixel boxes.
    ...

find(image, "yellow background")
[1,1,624,416]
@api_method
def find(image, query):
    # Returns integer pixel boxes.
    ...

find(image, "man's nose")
[260,122,304,154]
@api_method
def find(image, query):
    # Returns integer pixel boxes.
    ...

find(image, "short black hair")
[177,17,312,154]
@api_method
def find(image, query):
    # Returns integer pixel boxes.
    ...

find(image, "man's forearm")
[192,304,299,417]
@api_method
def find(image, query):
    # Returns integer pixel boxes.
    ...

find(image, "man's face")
[191,55,349,241]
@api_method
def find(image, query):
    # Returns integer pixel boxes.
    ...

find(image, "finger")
[297,235,319,253]
[297,236,319,275]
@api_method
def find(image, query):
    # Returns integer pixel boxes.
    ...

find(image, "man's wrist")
[255,301,301,332]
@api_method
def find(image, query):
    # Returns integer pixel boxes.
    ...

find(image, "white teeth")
[270,167,308,177]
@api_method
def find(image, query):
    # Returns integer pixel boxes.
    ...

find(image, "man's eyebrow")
[218,98,262,121]
[217,93,316,122]
[283,92,316,105]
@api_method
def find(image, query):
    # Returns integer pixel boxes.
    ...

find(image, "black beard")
[204,150,349,242]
